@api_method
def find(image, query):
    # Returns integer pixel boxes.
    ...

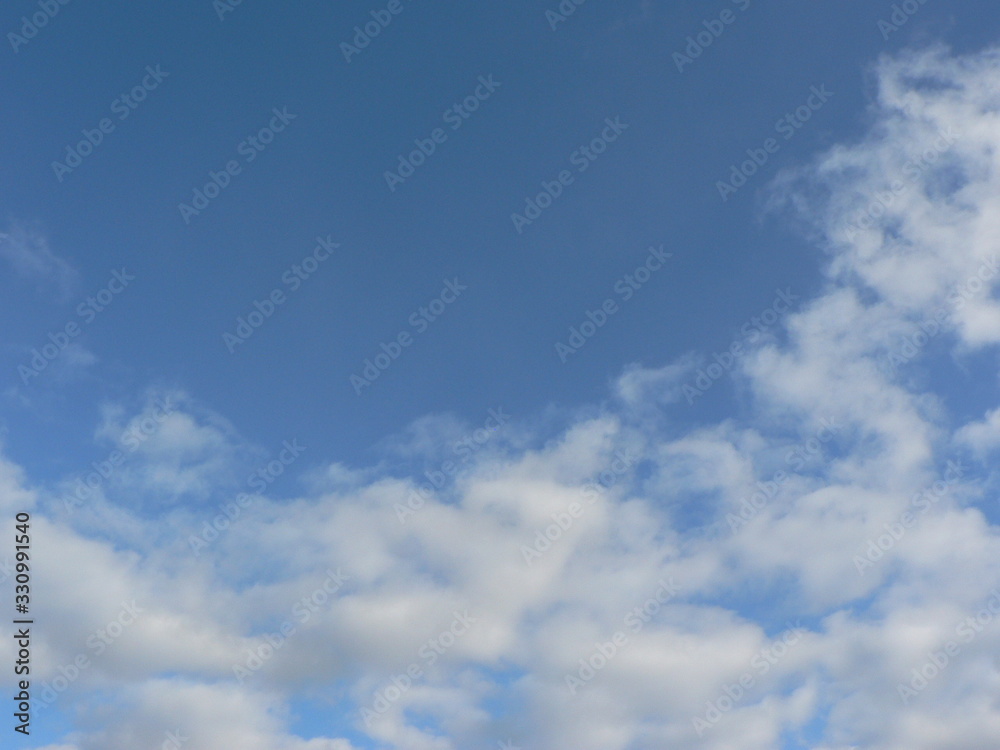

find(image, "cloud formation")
[3,43,1000,750]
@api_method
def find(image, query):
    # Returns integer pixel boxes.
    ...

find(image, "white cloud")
[955,407,1000,456]
[0,223,78,300]
[4,43,1000,750]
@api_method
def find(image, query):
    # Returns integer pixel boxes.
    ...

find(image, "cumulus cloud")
[955,407,1000,457]
[3,43,1000,750]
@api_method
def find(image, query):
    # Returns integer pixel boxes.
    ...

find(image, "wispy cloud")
[0,223,79,300]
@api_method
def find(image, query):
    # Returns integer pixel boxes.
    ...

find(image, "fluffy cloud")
[3,43,1000,750]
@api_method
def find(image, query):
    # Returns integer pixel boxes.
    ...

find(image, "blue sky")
[10,0,999,473]
[3,1,1000,749]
